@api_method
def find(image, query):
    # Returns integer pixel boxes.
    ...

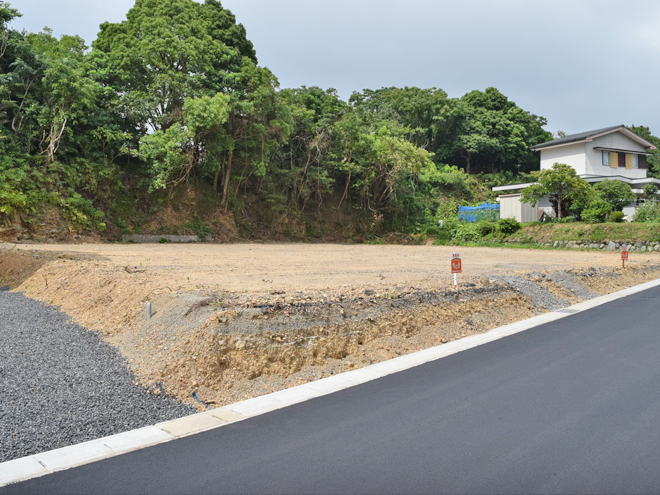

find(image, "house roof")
[531,125,657,151]
[492,175,660,192]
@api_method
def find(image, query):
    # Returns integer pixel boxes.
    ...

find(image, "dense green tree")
[26,30,101,164]
[91,0,255,133]
[349,87,457,158]
[140,92,230,189]
[644,183,658,200]
[0,1,19,63]
[629,125,660,179]
[451,88,552,174]
[521,163,590,219]
[0,5,117,227]
[93,0,291,203]
[592,180,636,212]
[349,85,551,178]
[277,87,346,207]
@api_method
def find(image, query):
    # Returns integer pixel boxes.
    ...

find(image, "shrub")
[434,221,455,243]
[476,221,496,237]
[450,222,481,242]
[610,211,625,223]
[497,217,521,235]
[581,197,612,224]
[634,203,660,222]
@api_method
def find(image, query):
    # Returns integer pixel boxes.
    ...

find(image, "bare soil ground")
[6,243,651,292]
[3,242,660,411]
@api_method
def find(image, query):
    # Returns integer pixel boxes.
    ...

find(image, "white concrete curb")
[3,277,660,487]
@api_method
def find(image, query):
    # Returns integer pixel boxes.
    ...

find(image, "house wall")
[622,204,637,219]
[540,131,648,179]
[584,133,647,179]
[540,143,586,173]
[538,196,553,209]
[537,196,554,218]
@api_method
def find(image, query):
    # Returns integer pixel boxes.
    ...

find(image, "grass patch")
[507,222,660,244]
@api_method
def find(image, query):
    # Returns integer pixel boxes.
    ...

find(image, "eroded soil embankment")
[3,245,660,411]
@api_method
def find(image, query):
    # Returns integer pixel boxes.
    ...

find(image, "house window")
[602,151,610,166]
[632,154,639,169]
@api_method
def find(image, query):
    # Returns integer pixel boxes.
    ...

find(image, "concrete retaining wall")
[121,235,212,243]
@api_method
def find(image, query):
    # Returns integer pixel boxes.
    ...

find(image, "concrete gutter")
[3,277,660,487]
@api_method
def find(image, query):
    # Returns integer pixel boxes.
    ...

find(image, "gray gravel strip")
[545,271,601,300]
[491,276,567,312]
[0,292,195,462]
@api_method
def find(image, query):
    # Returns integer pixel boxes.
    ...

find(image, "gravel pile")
[545,271,600,300]
[0,292,195,462]
[491,276,567,312]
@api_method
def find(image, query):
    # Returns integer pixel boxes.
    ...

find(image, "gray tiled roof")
[531,125,626,150]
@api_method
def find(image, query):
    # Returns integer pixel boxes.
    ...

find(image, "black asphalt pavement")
[6,286,660,494]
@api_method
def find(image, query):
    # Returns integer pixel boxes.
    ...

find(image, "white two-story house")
[493,125,659,222]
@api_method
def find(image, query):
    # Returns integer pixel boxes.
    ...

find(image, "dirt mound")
[0,247,54,288]
[107,283,535,408]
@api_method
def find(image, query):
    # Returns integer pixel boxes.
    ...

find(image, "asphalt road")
[6,286,660,494]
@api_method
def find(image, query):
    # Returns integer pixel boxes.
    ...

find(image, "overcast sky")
[11,0,660,135]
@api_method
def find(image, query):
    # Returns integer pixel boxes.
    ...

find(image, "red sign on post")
[451,253,462,274]
[621,249,629,261]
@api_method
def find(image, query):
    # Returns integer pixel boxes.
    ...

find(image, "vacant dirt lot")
[6,243,655,293]
[3,242,660,410]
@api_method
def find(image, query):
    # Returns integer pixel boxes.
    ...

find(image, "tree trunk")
[45,113,67,166]
[339,168,351,208]
[557,197,562,219]
[213,167,220,193]
[235,161,249,198]
[221,151,233,206]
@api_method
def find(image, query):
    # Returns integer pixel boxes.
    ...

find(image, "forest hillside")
[2,0,659,242]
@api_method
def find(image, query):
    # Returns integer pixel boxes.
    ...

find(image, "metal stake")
[146,302,152,321]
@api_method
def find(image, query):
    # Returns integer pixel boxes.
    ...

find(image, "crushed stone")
[0,292,195,462]
[490,275,567,312]
[544,271,601,300]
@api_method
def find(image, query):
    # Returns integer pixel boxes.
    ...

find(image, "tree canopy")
[520,163,591,219]
[592,180,636,212]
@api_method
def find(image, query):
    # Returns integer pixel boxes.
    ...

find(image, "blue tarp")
[458,203,500,223]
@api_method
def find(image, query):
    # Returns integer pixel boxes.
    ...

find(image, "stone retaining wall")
[533,240,660,252]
